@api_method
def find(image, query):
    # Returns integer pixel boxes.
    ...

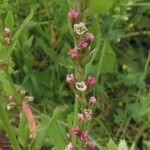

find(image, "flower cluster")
[65,7,96,150]
[68,9,94,60]
[66,75,96,92]
[68,29,94,59]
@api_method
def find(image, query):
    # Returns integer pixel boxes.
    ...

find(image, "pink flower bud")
[87,141,96,150]
[83,109,92,120]
[85,33,94,43]
[78,113,84,123]
[66,74,75,85]
[78,39,88,49]
[72,126,80,135]
[68,48,78,58]
[86,76,96,88]
[68,8,79,24]
[65,143,74,150]
[89,96,96,105]
[80,131,88,143]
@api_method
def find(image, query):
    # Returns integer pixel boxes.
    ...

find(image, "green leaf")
[86,42,116,77]
[5,11,14,30]
[30,107,65,150]
[44,116,67,150]
[144,141,150,150]
[118,139,129,150]
[9,9,34,57]
[107,139,118,150]
[89,0,114,14]
[97,42,116,77]
[18,112,29,146]
[130,143,135,150]
[0,70,14,96]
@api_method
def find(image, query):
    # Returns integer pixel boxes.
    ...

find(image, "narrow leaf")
[5,11,14,30]
[107,139,118,150]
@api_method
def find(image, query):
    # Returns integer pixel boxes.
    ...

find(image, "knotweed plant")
[66,7,96,150]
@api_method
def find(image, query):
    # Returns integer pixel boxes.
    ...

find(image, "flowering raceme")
[66,7,96,150]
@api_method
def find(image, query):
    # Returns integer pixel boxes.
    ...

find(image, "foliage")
[0,0,150,150]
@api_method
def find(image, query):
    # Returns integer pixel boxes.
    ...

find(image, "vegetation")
[0,0,150,149]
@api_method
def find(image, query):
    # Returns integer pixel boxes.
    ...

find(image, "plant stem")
[122,31,150,39]
[96,41,106,79]
[121,3,150,7]
[0,105,21,150]
[72,95,79,144]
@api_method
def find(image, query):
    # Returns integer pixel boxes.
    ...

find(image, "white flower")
[4,27,11,34]
[74,22,88,35]
[75,81,87,92]
[7,102,16,110]
[83,109,92,120]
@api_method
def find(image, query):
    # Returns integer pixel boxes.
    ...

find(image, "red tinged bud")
[68,8,79,24]
[72,126,80,135]
[86,76,96,88]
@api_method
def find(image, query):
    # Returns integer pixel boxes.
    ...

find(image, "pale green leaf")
[130,143,135,150]
[118,139,129,150]
[107,139,118,150]
[18,112,29,146]
[5,11,14,30]
[29,107,65,150]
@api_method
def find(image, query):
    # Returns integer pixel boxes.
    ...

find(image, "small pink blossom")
[65,142,74,150]
[78,39,88,49]
[80,131,88,143]
[89,96,96,105]
[68,48,78,58]
[78,113,84,123]
[72,126,80,135]
[66,74,75,85]
[87,141,96,150]
[86,76,96,88]
[22,102,37,138]
[85,33,94,43]
[68,8,79,24]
